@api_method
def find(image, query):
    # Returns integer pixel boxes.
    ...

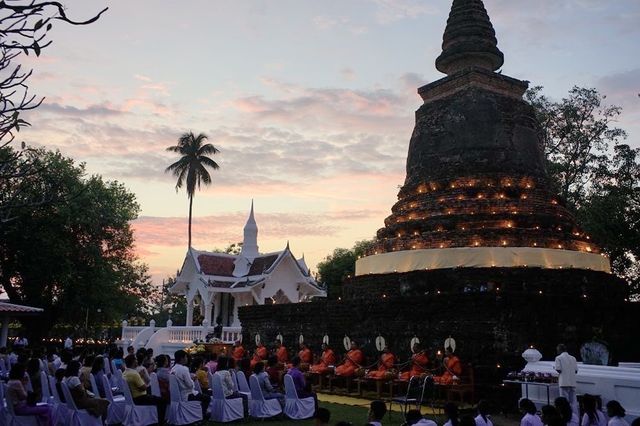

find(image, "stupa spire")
[241,200,259,258]
[435,0,504,75]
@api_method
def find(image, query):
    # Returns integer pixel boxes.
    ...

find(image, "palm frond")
[199,156,220,170]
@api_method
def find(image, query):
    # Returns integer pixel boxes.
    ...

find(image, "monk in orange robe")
[310,343,336,374]
[399,343,429,381]
[367,346,396,379]
[275,340,288,364]
[433,349,462,384]
[232,340,246,362]
[298,343,313,364]
[250,342,269,368]
[334,341,364,377]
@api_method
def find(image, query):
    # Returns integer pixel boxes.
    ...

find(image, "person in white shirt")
[519,399,543,426]
[404,409,437,426]
[606,401,629,426]
[475,400,494,426]
[172,349,210,418]
[554,344,578,411]
[64,336,73,350]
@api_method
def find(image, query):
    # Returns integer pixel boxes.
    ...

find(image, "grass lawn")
[201,401,383,426]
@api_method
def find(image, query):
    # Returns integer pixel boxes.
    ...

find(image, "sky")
[19,0,640,284]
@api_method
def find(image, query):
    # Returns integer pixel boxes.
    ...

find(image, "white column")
[231,294,241,327]
[212,293,219,325]
[0,315,9,348]
[186,299,194,326]
[204,301,212,325]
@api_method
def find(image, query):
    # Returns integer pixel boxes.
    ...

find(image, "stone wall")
[239,287,639,387]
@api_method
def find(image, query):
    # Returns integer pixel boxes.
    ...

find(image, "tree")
[525,86,627,208]
[316,239,374,299]
[165,132,220,248]
[0,2,107,224]
[0,146,152,338]
[527,86,640,298]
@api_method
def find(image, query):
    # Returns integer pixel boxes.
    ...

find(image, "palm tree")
[165,132,220,248]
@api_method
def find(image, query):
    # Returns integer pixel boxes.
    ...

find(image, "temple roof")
[0,301,44,315]
[435,0,504,75]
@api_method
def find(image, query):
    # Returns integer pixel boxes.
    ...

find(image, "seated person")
[214,356,248,414]
[172,350,211,418]
[190,356,211,394]
[367,400,387,426]
[275,340,288,365]
[154,354,171,401]
[123,354,167,421]
[399,343,429,381]
[250,342,268,368]
[253,361,284,406]
[64,360,110,418]
[367,345,396,379]
[334,341,364,377]
[287,356,317,408]
[310,343,336,374]
[298,342,313,365]
[7,364,56,426]
[433,348,462,385]
[265,356,282,388]
[232,340,246,362]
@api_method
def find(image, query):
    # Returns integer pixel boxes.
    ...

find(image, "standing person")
[554,397,578,426]
[606,401,629,426]
[367,400,387,426]
[6,364,56,426]
[122,354,167,423]
[554,344,578,411]
[172,349,211,418]
[475,400,494,426]
[581,394,607,426]
[519,399,543,426]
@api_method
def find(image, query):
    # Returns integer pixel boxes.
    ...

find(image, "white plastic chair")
[210,373,243,422]
[118,376,158,426]
[235,370,252,400]
[248,375,282,418]
[1,382,39,426]
[167,374,203,425]
[59,381,103,426]
[149,372,161,398]
[40,372,53,403]
[283,374,315,419]
[101,374,128,425]
[47,377,72,425]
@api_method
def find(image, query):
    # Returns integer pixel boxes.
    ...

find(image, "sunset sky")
[20,0,640,284]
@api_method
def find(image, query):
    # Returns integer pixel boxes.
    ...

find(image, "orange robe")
[399,352,429,381]
[434,355,462,384]
[232,345,246,362]
[367,353,397,379]
[276,346,288,364]
[299,348,313,364]
[310,349,337,374]
[335,349,364,377]
[250,346,268,368]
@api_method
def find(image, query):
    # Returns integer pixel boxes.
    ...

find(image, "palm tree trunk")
[188,194,193,248]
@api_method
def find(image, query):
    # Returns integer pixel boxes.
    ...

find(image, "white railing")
[167,326,204,343]
[221,326,242,343]
[121,325,146,342]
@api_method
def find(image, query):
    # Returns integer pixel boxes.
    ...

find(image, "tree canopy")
[316,239,374,299]
[0,146,153,337]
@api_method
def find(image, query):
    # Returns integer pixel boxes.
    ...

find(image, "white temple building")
[170,202,325,328]
[118,202,325,355]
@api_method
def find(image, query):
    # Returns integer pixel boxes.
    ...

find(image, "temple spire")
[241,200,259,258]
[435,0,504,75]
